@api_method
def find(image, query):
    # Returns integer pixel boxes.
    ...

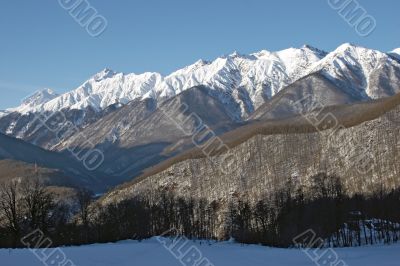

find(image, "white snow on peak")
[0,110,8,118]
[39,71,163,113]
[308,43,400,99]
[7,88,59,113]
[92,68,117,81]
[22,88,58,105]
[389,48,400,59]
[7,44,398,117]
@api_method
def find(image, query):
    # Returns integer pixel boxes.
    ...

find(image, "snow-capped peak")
[311,43,393,72]
[6,88,59,114]
[92,68,117,82]
[389,48,400,60]
[302,44,318,50]
[335,42,360,51]
[229,51,241,57]
[170,59,210,75]
[301,44,328,57]
[22,88,58,105]
[0,110,8,118]
[226,51,257,60]
[391,48,400,54]
[307,43,400,99]
[21,88,59,108]
[251,50,271,59]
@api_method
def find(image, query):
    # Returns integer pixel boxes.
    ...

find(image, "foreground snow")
[0,238,399,266]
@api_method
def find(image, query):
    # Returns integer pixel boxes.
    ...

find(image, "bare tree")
[76,189,94,226]
[21,179,55,232]
[75,188,94,242]
[0,180,23,246]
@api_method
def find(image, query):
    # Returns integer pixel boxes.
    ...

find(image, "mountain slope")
[0,132,103,189]
[250,72,360,120]
[0,159,76,187]
[102,92,400,204]
[55,86,239,182]
[0,104,120,149]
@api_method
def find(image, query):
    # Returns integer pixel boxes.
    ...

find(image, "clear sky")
[0,0,399,109]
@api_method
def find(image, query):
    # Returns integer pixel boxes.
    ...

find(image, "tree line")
[0,173,399,248]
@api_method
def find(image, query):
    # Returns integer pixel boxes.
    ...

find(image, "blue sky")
[0,0,399,109]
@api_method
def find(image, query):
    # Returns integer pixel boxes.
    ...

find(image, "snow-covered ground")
[0,238,399,266]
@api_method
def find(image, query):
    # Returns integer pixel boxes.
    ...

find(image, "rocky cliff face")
[103,97,400,205]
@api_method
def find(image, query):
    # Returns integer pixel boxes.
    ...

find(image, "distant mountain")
[389,48,400,60]
[0,110,8,118]
[8,88,59,113]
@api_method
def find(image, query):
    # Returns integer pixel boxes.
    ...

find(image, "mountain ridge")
[6,44,399,121]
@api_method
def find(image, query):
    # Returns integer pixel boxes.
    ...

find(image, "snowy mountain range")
[1,43,400,188]
[6,45,327,119]
[7,43,399,120]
